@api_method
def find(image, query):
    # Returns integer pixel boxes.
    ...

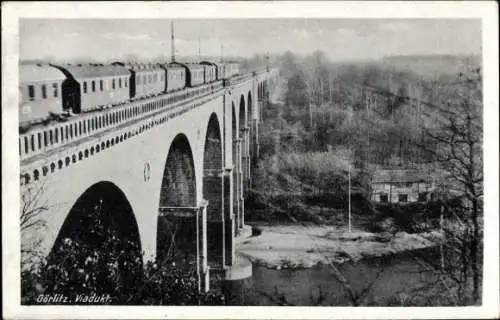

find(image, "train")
[18,60,241,130]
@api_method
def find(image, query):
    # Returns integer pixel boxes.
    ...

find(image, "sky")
[19,19,482,62]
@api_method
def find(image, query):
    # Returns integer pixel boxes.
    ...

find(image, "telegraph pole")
[198,38,201,60]
[266,52,270,72]
[348,165,352,232]
[170,21,176,62]
[220,44,224,63]
[329,71,333,105]
[364,87,371,169]
[347,97,352,233]
[309,97,313,129]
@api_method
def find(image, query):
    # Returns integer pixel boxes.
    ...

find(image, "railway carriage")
[223,62,238,79]
[112,62,166,100]
[53,63,131,113]
[216,63,224,81]
[219,62,240,86]
[19,58,243,131]
[227,63,240,78]
[200,61,217,83]
[170,62,205,87]
[166,65,186,92]
[206,64,217,83]
[158,63,186,92]
[19,63,66,126]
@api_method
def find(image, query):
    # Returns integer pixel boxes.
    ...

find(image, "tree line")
[254,49,483,305]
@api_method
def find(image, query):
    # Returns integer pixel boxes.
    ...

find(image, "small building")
[371,169,435,204]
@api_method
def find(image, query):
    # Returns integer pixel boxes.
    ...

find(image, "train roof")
[112,61,163,71]
[158,62,185,70]
[200,61,219,67]
[54,63,130,79]
[169,62,205,71]
[19,63,66,83]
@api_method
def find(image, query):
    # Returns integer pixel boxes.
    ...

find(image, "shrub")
[21,241,225,305]
[135,261,226,305]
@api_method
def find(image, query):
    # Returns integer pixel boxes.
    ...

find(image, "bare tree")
[20,183,49,232]
[366,68,484,305]
[20,182,50,269]
[422,68,483,304]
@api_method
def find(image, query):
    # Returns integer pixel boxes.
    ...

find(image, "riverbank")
[237,224,443,269]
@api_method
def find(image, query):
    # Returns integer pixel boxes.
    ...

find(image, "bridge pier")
[232,139,240,235]
[223,167,235,266]
[205,168,226,269]
[157,200,210,292]
[197,200,210,293]
[240,127,251,194]
[251,118,260,167]
[236,134,246,230]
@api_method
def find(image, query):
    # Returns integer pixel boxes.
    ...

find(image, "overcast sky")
[20,19,481,62]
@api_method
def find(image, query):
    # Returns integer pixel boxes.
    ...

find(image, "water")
[235,248,447,306]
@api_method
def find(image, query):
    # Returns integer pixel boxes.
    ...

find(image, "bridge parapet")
[19,68,278,166]
[20,88,225,188]
[19,81,224,162]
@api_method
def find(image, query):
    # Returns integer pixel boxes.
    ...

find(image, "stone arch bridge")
[19,68,279,292]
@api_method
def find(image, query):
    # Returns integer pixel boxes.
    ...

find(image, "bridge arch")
[203,113,224,265]
[156,133,197,262]
[239,94,246,131]
[247,91,253,123]
[44,181,143,301]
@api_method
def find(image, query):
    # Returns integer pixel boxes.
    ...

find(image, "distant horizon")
[20,19,482,63]
[19,52,482,66]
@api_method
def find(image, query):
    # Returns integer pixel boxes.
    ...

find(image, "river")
[221,223,454,306]
[238,248,445,306]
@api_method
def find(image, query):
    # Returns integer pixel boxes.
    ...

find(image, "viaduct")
[19,68,279,293]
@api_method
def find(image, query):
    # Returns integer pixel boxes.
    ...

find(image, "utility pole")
[198,38,201,60]
[415,83,423,163]
[347,96,352,233]
[348,165,352,233]
[170,21,176,62]
[388,73,394,121]
[220,44,224,63]
[309,95,313,129]
[266,52,269,72]
[440,204,445,270]
[329,71,333,105]
[364,87,371,169]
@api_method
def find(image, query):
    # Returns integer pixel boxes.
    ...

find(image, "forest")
[248,50,483,304]
[251,50,482,217]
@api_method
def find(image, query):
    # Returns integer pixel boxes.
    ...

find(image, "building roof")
[55,64,130,80]
[19,63,66,83]
[372,169,429,184]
